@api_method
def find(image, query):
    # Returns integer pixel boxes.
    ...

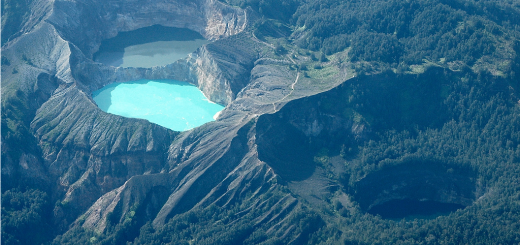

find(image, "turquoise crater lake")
[92,80,224,131]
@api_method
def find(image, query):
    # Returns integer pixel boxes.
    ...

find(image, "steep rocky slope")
[3,0,520,244]
[1,0,259,234]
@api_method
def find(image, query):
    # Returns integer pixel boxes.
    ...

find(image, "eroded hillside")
[2,0,520,244]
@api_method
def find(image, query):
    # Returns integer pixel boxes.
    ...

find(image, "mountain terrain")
[2,0,520,244]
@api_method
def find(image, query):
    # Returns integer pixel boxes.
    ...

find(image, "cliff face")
[47,0,249,56]
[193,34,258,105]
[46,0,255,105]
[1,0,258,232]
[1,0,354,235]
[4,0,519,244]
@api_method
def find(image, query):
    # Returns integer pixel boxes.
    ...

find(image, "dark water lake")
[94,25,209,68]
[367,199,466,220]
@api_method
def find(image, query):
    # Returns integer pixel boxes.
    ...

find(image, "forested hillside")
[1,0,34,44]
[3,0,520,244]
[224,0,520,71]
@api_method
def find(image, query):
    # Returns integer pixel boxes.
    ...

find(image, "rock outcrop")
[47,0,249,56]
[1,0,259,231]
[1,0,354,235]
[4,0,520,244]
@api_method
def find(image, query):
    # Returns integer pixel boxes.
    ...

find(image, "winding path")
[249,32,301,113]
[272,54,300,113]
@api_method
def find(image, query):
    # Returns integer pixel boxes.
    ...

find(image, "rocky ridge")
[2,0,259,231]
[4,0,516,243]
[1,0,351,238]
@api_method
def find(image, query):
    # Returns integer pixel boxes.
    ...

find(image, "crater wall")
[1,0,257,232]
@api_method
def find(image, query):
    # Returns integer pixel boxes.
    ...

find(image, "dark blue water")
[368,199,465,220]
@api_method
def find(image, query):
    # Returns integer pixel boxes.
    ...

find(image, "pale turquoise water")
[95,39,209,68]
[92,80,224,131]
[94,25,209,68]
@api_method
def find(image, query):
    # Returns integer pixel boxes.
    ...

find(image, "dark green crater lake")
[94,25,209,68]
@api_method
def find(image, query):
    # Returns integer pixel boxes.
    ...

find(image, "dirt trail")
[272,52,300,113]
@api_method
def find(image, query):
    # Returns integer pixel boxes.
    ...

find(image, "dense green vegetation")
[1,90,46,191]
[53,186,324,245]
[1,189,54,245]
[221,0,299,22]
[294,0,516,63]
[224,0,520,71]
[254,67,520,244]
[3,0,520,244]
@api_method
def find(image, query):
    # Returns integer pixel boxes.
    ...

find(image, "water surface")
[93,80,224,131]
[94,25,209,68]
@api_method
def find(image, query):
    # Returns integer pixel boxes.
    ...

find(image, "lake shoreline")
[92,79,224,131]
